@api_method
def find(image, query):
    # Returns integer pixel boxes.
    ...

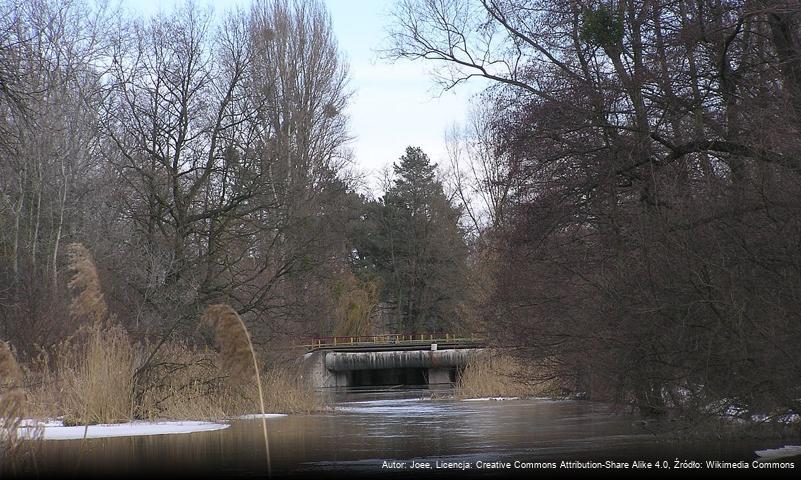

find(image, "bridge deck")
[304,334,485,352]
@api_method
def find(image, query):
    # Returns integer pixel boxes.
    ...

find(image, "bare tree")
[445,101,512,236]
[91,0,356,353]
[389,0,801,420]
[0,0,113,351]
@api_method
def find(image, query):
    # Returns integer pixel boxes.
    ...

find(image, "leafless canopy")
[390,0,801,419]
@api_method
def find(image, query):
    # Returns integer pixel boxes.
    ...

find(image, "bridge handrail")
[303,333,484,350]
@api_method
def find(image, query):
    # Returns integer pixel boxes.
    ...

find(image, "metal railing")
[303,333,483,351]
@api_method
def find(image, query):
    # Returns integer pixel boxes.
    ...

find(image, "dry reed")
[1,341,25,440]
[134,339,227,420]
[1,341,41,473]
[26,334,318,424]
[18,243,316,455]
[454,350,559,399]
[47,243,135,426]
[57,323,135,425]
[225,362,320,415]
[66,243,108,325]
[202,304,271,475]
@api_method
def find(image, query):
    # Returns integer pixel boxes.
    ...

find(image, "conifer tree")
[357,147,468,333]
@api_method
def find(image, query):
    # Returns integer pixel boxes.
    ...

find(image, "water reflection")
[22,387,789,478]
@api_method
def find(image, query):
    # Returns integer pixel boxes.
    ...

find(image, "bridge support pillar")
[427,368,451,385]
[335,371,350,387]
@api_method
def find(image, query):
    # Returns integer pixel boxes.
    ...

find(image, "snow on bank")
[461,397,520,402]
[235,413,288,420]
[755,445,801,460]
[16,420,229,441]
[721,405,801,425]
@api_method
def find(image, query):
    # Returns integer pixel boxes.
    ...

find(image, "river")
[21,387,798,478]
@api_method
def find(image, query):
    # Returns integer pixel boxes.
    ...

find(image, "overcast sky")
[119,0,485,192]
[323,0,484,191]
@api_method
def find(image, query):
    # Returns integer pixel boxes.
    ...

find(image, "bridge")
[301,334,486,388]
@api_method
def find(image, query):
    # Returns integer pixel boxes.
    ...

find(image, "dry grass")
[134,339,227,420]
[225,362,320,415]
[1,341,41,473]
[66,243,108,325]
[26,335,319,423]
[454,350,559,399]
[1,341,25,442]
[57,323,135,425]
[21,245,319,435]
[30,243,135,426]
[130,337,320,420]
[260,364,320,413]
[26,326,135,426]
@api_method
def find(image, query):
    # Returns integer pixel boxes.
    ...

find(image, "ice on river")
[15,419,229,440]
[337,397,443,415]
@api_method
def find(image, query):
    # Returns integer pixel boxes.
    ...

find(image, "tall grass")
[20,243,319,448]
[56,324,135,425]
[40,243,135,426]
[202,304,271,475]
[0,342,24,429]
[224,362,319,415]
[133,339,227,420]
[66,243,108,325]
[260,364,319,414]
[27,335,319,423]
[454,350,559,399]
[1,341,25,449]
[1,341,41,473]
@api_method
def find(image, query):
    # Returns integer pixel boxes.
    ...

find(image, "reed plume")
[202,304,271,475]
[62,243,133,427]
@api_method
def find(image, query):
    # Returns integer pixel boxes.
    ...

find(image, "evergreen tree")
[355,147,468,333]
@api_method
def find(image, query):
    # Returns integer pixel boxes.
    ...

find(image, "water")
[21,387,798,478]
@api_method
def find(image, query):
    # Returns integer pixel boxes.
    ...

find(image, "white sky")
[117,0,486,193]
[323,0,485,192]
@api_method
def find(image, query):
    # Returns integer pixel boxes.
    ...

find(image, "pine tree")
[357,147,468,333]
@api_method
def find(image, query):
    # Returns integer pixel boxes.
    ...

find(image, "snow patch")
[755,445,801,460]
[235,413,288,420]
[461,397,520,402]
[723,404,747,417]
[18,419,61,428]
[15,420,229,441]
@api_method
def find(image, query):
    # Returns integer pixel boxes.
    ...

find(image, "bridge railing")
[303,333,483,351]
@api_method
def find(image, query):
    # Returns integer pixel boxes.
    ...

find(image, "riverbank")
[451,351,800,444]
[19,328,320,426]
[454,350,559,399]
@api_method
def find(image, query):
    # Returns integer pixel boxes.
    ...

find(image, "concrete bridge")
[302,334,485,388]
